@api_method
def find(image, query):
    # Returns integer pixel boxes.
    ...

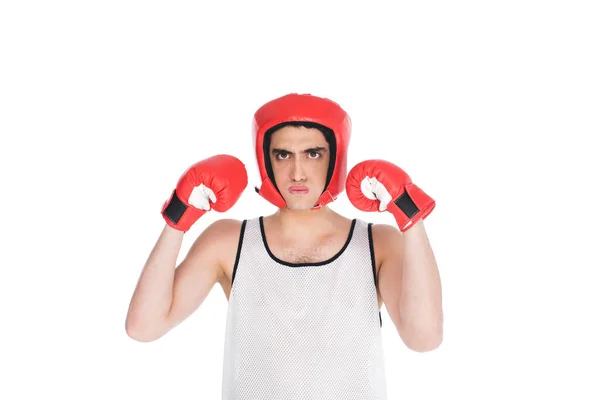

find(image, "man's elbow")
[125,319,165,343]
[126,328,159,343]
[406,334,443,352]
[400,324,443,353]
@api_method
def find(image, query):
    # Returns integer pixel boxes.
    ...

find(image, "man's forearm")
[398,220,443,350]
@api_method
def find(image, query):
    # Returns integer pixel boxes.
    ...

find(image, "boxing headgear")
[252,93,352,209]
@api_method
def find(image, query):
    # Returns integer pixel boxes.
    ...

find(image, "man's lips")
[288,186,309,194]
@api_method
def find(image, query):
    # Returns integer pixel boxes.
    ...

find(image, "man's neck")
[269,206,337,238]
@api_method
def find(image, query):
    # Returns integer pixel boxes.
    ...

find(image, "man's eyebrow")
[303,147,327,153]
[271,147,327,154]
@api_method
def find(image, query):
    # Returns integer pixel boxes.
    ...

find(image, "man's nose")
[291,158,306,182]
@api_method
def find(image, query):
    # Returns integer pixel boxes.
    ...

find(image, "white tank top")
[221,217,388,400]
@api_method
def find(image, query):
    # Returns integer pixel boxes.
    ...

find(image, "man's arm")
[374,220,443,352]
[125,219,241,342]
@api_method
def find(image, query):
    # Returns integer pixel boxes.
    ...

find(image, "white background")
[1,1,599,399]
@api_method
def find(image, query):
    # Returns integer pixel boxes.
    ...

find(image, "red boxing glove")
[161,154,248,232]
[346,159,435,232]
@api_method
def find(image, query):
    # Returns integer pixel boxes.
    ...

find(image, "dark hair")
[263,121,337,194]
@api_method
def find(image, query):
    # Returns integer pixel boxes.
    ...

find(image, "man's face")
[269,125,331,211]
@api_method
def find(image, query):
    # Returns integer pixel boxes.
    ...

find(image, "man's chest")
[219,241,382,310]
[219,234,347,297]
[270,238,343,264]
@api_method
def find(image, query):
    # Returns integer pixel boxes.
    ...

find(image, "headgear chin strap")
[252,93,352,209]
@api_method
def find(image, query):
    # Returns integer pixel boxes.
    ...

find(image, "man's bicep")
[165,219,240,329]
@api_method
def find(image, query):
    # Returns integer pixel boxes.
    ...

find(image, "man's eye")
[309,152,320,159]
[277,153,289,159]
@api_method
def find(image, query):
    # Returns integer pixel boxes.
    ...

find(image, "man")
[125,93,443,399]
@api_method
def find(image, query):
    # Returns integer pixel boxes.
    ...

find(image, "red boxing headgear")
[252,93,352,209]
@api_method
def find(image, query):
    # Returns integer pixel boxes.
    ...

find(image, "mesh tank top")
[221,217,388,400]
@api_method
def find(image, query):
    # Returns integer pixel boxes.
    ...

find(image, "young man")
[126,93,443,399]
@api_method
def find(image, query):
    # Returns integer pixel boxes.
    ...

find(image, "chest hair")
[274,236,343,264]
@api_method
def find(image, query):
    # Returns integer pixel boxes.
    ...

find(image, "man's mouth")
[288,186,309,195]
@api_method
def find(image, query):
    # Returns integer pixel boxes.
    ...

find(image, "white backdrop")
[1,1,599,399]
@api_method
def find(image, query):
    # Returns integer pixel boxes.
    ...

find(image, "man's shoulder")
[369,222,402,254]
[349,216,400,236]
[192,218,247,272]
[369,222,401,236]
[202,218,246,241]
[200,216,264,242]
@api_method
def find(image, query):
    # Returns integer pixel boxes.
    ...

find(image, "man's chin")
[285,205,314,212]
[282,197,319,211]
